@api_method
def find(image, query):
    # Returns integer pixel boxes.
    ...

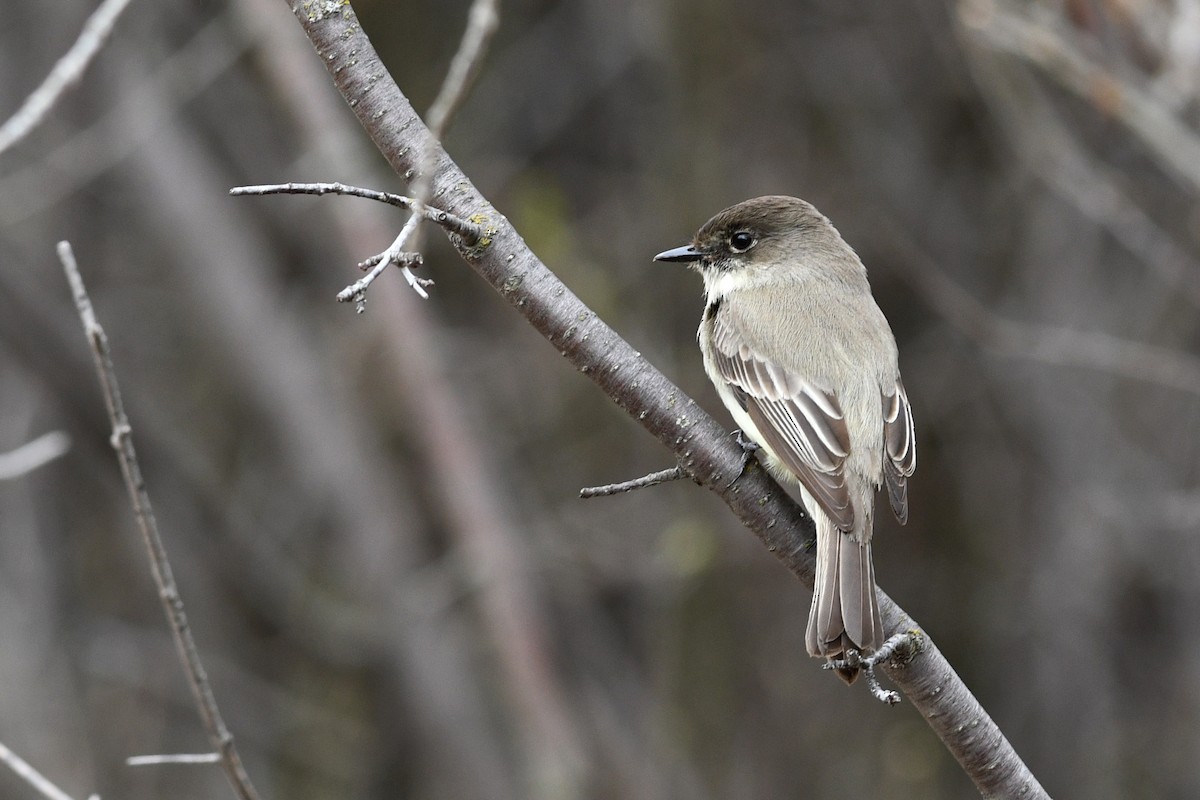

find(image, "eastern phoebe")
[655,196,915,683]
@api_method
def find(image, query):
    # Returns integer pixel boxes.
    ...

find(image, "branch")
[0,0,135,156]
[285,4,1048,797]
[228,182,483,242]
[57,241,262,800]
[579,465,686,498]
[424,0,499,137]
[126,753,221,766]
[0,740,93,800]
[0,431,71,481]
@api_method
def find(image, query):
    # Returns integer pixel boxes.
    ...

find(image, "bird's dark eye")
[729,230,756,253]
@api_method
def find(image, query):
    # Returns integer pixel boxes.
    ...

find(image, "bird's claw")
[724,430,761,488]
[732,429,761,457]
[823,632,920,706]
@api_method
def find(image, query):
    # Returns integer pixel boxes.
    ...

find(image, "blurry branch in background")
[56,241,262,800]
[959,0,1200,308]
[887,222,1200,397]
[0,12,246,227]
[959,0,1200,195]
[423,0,499,137]
[126,754,221,767]
[0,740,97,800]
[408,0,498,252]
[0,431,71,481]
[280,3,1049,797]
[0,0,134,156]
[950,1,1200,394]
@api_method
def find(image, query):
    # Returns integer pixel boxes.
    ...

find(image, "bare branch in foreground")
[0,431,71,481]
[579,466,686,498]
[0,0,135,156]
[57,241,262,800]
[0,740,91,800]
[285,4,1049,797]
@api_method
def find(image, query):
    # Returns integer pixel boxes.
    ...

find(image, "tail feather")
[806,509,883,684]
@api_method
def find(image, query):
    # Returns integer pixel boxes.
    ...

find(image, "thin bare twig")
[56,241,262,800]
[126,753,221,767]
[0,431,71,481]
[229,181,484,307]
[228,182,483,242]
[579,466,686,498]
[0,0,135,156]
[425,0,500,136]
[0,740,87,800]
[338,211,426,308]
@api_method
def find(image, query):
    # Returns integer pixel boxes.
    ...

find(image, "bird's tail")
[805,510,884,684]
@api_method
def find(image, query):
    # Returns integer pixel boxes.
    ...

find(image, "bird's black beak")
[653,244,703,263]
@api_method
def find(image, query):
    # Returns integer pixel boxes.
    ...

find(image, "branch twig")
[57,241,262,800]
[0,431,71,481]
[579,466,686,498]
[425,0,500,136]
[228,182,483,242]
[0,0,135,156]
[126,753,221,767]
[230,181,485,308]
[0,740,91,800]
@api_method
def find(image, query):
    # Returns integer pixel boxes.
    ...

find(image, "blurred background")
[2,0,1199,798]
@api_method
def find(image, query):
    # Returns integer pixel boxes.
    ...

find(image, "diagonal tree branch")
[0,740,94,800]
[279,2,1049,797]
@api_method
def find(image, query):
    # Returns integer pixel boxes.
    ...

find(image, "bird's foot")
[823,631,922,706]
[732,429,760,459]
[724,430,761,488]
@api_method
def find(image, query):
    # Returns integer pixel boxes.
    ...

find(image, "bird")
[655,195,915,682]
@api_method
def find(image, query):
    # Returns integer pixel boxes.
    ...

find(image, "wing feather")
[882,379,916,525]
[710,314,855,529]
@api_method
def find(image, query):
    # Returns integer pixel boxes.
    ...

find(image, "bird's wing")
[882,379,916,525]
[709,311,855,529]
